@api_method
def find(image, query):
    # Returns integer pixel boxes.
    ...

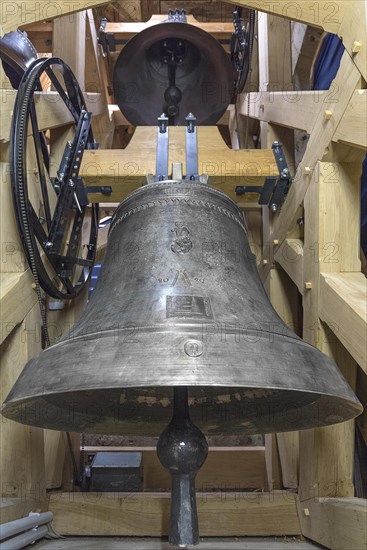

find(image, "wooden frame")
[0,2,366,548]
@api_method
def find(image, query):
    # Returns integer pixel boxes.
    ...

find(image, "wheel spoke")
[29,103,53,230]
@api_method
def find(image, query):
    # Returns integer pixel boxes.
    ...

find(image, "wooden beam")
[274,239,304,294]
[144,448,266,491]
[0,91,105,143]
[319,272,367,372]
[243,90,367,150]
[267,268,300,490]
[81,446,267,491]
[265,51,361,275]
[264,433,282,491]
[0,163,27,273]
[85,9,114,148]
[105,15,233,46]
[240,91,324,133]
[334,90,367,149]
[297,497,367,550]
[299,159,358,503]
[0,305,46,508]
[53,11,86,90]
[80,127,279,204]
[49,491,301,536]
[1,1,110,34]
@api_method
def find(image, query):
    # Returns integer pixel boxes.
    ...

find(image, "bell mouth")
[2,385,362,436]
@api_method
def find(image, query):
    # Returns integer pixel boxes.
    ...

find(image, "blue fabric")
[313,34,345,90]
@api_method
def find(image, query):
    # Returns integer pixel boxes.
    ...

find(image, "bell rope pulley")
[9,57,101,302]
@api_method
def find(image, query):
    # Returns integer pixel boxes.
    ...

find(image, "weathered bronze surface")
[2,181,362,435]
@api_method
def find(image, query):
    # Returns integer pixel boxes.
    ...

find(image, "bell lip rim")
[2,383,363,414]
[2,389,363,437]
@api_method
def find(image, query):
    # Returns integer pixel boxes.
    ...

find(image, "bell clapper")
[157,386,208,547]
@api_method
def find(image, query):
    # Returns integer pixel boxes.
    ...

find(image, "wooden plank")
[268,268,300,490]
[82,447,267,491]
[274,239,304,295]
[297,497,367,550]
[19,21,53,53]
[334,90,367,149]
[0,91,105,143]
[105,15,233,44]
[0,305,46,507]
[53,11,86,90]
[264,434,282,491]
[142,449,266,491]
[0,270,37,345]
[0,163,27,273]
[241,91,324,133]
[276,432,299,489]
[243,90,367,149]
[1,1,110,34]
[85,9,114,148]
[44,430,67,489]
[321,162,362,273]
[319,272,367,372]
[49,491,301,536]
[80,127,278,203]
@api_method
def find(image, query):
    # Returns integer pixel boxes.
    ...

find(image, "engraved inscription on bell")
[166,295,213,319]
[171,222,193,254]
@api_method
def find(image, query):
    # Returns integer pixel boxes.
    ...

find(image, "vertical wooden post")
[299,161,359,502]
[257,12,296,488]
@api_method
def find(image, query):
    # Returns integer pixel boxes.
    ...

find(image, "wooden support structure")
[0,2,366,548]
[81,126,278,204]
[49,491,301,536]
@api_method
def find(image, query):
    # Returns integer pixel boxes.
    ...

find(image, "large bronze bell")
[113,20,234,125]
[2,180,363,546]
[2,180,362,434]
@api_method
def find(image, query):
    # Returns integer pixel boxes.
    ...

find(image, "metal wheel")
[10,56,99,300]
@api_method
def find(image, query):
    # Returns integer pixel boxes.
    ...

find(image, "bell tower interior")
[0,2,366,549]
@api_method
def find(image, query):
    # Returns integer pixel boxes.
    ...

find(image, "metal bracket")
[151,112,207,184]
[185,113,198,180]
[167,8,187,23]
[84,186,112,196]
[98,17,127,56]
[155,114,169,181]
[235,141,292,212]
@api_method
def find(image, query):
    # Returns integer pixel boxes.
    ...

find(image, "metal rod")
[157,386,208,547]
